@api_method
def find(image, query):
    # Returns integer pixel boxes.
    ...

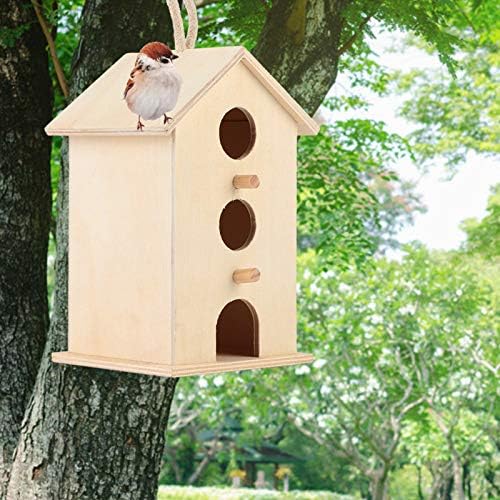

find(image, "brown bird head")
[140,41,179,64]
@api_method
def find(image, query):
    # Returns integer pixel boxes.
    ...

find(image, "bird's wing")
[123,57,144,98]
[124,77,135,99]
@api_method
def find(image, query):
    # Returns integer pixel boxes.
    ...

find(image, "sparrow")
[124,42,182,131]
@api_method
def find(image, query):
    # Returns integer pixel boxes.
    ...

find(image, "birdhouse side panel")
[68,136,174,365]
[172,62,298,366]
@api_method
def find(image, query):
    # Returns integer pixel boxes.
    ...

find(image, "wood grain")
[68,135,173,364]
[52,351,313,377]
[232,268,261,284]
[233,174,260,189]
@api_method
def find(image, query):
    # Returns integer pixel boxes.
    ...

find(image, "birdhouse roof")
[45,46,319,137]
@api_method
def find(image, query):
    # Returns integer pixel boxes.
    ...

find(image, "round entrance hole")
[216,299,259,357]
[219,200,256,250]
[219,108,256,159]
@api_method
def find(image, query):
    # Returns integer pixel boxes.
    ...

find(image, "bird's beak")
[171,54,179,60]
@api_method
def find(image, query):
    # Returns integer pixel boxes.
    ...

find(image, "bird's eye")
[160,56,169,64]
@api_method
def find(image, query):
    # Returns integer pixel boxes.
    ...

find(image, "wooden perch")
[233,268,261,284]
[233,175,260,189]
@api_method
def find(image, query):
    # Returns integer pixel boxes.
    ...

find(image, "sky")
[327,29,499,251]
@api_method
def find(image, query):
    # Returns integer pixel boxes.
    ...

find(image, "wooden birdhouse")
[46,46,319,377]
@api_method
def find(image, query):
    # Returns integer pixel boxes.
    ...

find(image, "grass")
[158,485,355,500]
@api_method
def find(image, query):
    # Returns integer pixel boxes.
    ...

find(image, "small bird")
[124,42,182,131]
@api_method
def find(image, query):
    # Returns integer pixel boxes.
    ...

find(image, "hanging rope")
[166,0,198,52]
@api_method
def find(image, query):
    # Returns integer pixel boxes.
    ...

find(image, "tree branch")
[337,7,379,57]
[187,439,220,485]
[399,396,424,417]
[451,0,477,34]
[289,415,370,475]
[164,446,183,483]
[31,0,68,98]
[472,350,498,375]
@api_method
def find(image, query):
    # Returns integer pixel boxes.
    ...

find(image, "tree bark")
[6,2,178,499]
[463,462,472,499]
[441,471,453,500]
[0,2,52,495]
[369,467,389,500]
[253,0,349,115]
[452,454,465,500]
[429,462,450,500]
[6,0,360,497]
[417,466,425,500]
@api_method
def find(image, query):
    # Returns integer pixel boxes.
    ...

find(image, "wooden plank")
[68,135,174,364]
[172,62,300,365]
[52,351,313,378]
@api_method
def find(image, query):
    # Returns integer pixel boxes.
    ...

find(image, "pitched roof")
[45,46,319,137]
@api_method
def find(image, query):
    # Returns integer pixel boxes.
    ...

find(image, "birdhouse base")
[51,351,314,377]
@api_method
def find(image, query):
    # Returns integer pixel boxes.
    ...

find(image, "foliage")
[339,1,464,73]
[388,465,432,500]
[229,469,246,479]
[297,122,410,266]
[42,0,85,110]
[400,410,498,497]
[324,50,426,255]
[278,430,365,494]
[367,176,425,252]
[162,242,498,496]
[461,183,500,259]
[275,467,292,480]
[43,0,475,272]
[0,23,31,48]
[291,245,496,490]
[197,0,476,73]
[157,485,355,500]
[196,0,268,50]
[0,3,36,49]
[393,0,500,168]
[402,411,496,467]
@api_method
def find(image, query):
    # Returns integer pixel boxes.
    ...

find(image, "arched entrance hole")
[216,299,259,357]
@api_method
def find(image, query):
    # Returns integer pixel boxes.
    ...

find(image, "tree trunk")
[6,0,357,497]
[442,472,453,500]
[370,467,389,500]
[463,462,472,499]
[429,463,444,500]
[6,2,178,499]
[417,466,424,500]
[253,0,349,115]
[452,454,465,500]
[0,2,52,495]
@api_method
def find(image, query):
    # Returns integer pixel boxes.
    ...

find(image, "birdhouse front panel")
[67,135,174,365]
[172,62,299,367]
